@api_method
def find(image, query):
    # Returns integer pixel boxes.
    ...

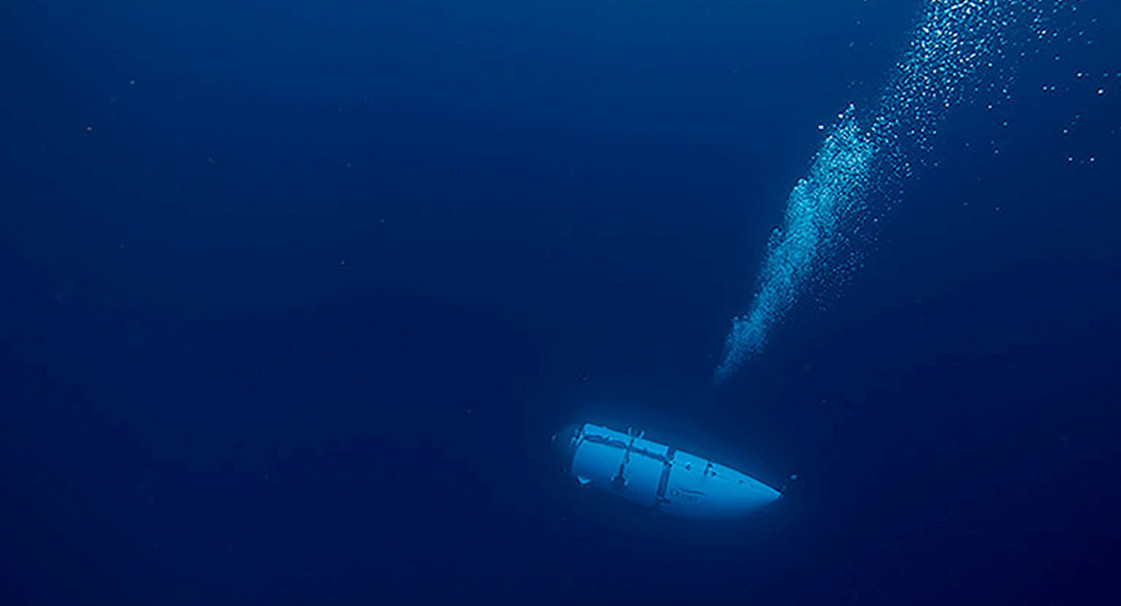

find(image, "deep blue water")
[2,1,1119,604]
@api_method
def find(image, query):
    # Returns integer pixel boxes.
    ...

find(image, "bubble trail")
[714,0,1058,384]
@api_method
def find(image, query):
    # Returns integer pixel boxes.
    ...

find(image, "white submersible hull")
[553,423,780,519]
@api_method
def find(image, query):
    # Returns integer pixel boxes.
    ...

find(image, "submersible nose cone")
[551,424,581,471]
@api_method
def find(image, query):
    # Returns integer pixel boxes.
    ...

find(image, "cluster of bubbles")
[714,0,1068,384]
[714,109,877,382]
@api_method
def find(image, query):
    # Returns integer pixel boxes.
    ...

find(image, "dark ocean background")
[2,1,1119,604]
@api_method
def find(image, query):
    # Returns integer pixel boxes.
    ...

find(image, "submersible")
[553,423,781,519]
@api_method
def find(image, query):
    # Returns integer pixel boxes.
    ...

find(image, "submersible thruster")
[553,423,781,519]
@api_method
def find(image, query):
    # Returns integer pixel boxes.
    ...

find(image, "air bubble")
[716,0,1072,381]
